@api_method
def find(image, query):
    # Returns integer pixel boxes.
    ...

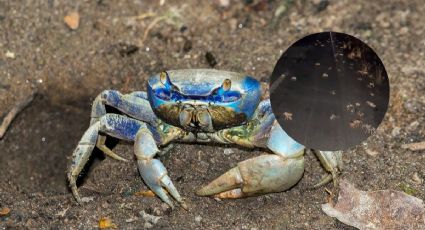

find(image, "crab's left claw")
[197,117,306,199]
[196,153,304,199]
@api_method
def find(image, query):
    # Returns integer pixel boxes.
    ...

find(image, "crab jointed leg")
[312,150,343,188]
[89,90,158,161]
[68,113,148,202]
[68,112,184,207]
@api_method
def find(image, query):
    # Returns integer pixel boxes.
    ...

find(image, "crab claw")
[196,154,304,198]
[138,159,188,210]
[135,128,187,210]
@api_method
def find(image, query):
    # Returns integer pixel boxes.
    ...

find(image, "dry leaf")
[99,217,117,229]
[0,207,11,216]
[64,11,80,30]
[134,190,156,197]
[322,180,425,229]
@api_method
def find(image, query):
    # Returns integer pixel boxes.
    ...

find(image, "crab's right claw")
[135,128,187,210]
[137,159,187,210]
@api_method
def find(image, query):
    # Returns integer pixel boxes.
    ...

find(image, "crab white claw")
[67,69,342,208]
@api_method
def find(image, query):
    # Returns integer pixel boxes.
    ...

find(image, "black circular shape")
[270,32,390,151]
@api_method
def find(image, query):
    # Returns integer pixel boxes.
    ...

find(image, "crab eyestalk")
[222,79,231,91]
[159,71,170,85]
[214,79,232,96]
[160,71,180,91]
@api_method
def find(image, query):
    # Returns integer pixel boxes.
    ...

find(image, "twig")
[0,91,37,139]
[131,12,156,20]
[401,141,425,151]
[140,16,165,46]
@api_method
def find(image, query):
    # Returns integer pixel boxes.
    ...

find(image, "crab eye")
[159,71,181,93]
[160,71,168,85]
[222,79,231,91]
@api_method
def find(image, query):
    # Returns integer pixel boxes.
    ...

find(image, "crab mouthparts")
[179,105,213,131]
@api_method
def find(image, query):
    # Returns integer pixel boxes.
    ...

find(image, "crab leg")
[68,114,148,203]
[312,150,343,188]
[89,90,158,161]
[96,135,128,162]
[90,90,157,125]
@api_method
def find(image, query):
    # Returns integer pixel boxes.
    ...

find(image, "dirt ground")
[0,0,424,229]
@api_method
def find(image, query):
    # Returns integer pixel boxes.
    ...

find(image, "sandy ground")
[0,0,424,229]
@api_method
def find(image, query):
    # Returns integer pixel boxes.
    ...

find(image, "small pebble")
[412,172,422,185]
[144,222,154,229]
[80,196,94,203]
[101,202,109,209]
[407,121,419,131]
[195,215,202,222]
[404,100,419,113]
[5,51,15,59]
[391,127,401,137]
[153,207,163,216]
[125,217,137,223]
[140,210,162,225]
[161,203,170,212]
[223,148,234,155]
[215,0,230,8]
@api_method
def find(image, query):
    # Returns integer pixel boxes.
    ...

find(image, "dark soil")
[0,1,424,229]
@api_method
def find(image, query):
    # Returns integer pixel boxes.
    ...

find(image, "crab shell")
[147,69,261,132]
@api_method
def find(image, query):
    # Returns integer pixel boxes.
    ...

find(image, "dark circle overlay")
[270,32,390,151]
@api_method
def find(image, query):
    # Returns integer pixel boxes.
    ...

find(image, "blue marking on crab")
[68,69,342,209]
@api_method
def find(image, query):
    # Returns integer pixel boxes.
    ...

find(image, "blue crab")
[67,69,342,209]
